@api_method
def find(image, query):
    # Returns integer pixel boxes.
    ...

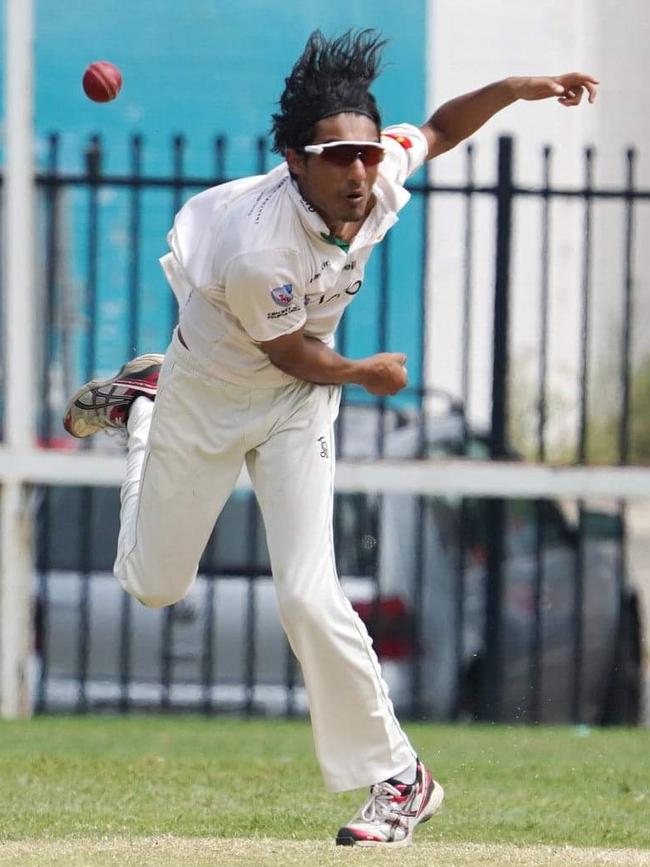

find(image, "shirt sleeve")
[224,248,306,342]
[380,123,429,186]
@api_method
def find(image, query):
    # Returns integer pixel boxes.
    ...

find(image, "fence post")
[1,0,36,719]
[480,136,514,721]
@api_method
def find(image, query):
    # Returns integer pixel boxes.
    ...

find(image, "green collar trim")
[320,232,350,252]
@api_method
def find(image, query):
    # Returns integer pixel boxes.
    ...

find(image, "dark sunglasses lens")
[320,145,384,166]
[359,147,384,166]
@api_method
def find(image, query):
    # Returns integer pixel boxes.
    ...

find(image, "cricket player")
[64,30,598,847]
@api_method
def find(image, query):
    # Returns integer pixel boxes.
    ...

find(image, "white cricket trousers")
[114,332,416,792]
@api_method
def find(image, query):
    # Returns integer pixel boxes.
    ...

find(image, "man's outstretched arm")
[420,72,599,160]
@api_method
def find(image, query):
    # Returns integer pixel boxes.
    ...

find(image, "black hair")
[270,29,386,154]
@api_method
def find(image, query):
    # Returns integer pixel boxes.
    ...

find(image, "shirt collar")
[284,163,410,251]
[286,170,332,238]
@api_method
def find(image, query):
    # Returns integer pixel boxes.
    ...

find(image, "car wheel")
[601,593,643,726]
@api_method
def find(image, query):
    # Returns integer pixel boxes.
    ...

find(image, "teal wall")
[28,1,426,171]
[2,1,427,398]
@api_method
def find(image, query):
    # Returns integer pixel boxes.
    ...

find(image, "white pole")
[1,0,36,718]
[0,483,33,718]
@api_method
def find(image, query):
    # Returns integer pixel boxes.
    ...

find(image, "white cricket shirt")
[160,123,428,386]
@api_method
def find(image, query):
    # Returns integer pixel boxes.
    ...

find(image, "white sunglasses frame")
[301,140,385,157]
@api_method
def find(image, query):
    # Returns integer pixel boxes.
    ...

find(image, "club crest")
[271,284,294,307]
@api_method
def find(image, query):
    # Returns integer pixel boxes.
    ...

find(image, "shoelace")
[87,385,133,428]
[359,781,410,823]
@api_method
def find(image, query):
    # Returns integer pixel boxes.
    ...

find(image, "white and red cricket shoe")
[63,354,164,438]
[336,759,444,848]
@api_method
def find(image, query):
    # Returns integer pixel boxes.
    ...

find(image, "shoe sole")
[63,353,165,438]
[336,779,445,848]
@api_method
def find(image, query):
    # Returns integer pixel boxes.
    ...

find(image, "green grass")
[0,716,647,853]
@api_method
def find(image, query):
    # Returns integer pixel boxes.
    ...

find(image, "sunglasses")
[300,140,385,167]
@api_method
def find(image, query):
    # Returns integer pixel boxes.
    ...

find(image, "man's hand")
[509,73,599,106]
[357,353,408,396]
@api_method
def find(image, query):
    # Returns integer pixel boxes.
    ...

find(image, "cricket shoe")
[63,354,164,438]
[335,759,443,848]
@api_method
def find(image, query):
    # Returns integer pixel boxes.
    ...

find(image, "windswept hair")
[271,29,386,154]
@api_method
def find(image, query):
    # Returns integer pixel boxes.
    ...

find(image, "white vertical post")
[423,0,436,418]
[0,484,34,717]
[1,0,36,718]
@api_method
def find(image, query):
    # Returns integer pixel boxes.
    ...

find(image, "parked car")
[34,400,643,724]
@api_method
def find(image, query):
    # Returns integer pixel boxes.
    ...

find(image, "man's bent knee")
[114,556,196,609]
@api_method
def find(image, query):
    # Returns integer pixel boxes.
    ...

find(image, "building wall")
[426,0,649,453]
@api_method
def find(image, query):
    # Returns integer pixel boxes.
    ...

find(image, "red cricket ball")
[82,61,123,103]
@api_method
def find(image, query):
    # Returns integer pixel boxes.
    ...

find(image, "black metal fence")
[18,132,649,722]
[31,131,650,461]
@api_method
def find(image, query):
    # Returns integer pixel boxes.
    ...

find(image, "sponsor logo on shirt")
[304,280,362,308]
[247,177,288,225]
[384,132,413,150]
[309,260,331,283]
[271,284,294,307]
[267,305,301,320]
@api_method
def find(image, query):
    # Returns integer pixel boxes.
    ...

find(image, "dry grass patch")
[0,838,649,867]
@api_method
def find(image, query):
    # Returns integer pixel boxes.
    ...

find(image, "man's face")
[286,113,381,229]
